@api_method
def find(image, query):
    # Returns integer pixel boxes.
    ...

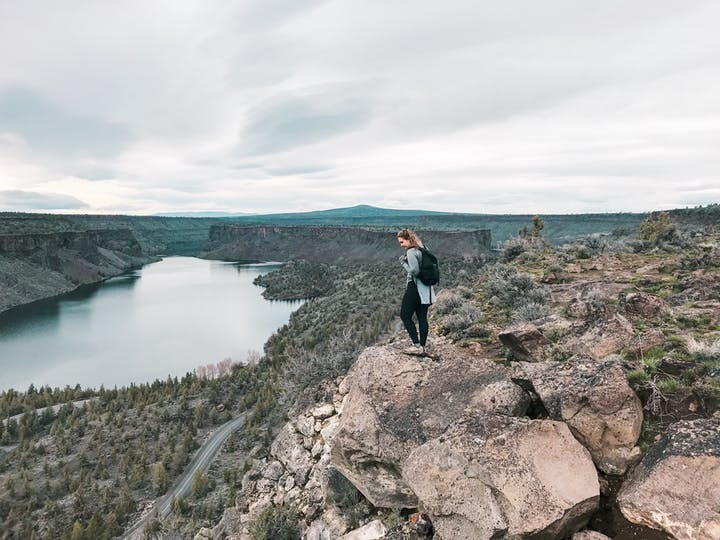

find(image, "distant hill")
[153,211,256,218]
[228,205,648,245]
[243,204,449,219]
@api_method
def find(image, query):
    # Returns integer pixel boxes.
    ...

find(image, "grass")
[656,378,683,393]
[627,370,650,385]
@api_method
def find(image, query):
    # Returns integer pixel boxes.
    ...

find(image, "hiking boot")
[422,344,439,360]
[402,344,423,355]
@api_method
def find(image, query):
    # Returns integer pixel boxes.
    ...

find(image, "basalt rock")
[498,322,554,362]
[621,291,668,319]
[515,355,643,474]
[617,418,720,540]
[561,314,636,359]
[402,414,599,539]
[330,345,530,508]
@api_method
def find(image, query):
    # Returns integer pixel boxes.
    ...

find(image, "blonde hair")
[397,228,422,249]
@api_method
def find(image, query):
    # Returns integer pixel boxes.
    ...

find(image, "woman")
[397,228,435,354]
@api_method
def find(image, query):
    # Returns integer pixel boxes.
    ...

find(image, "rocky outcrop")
[403,415,599,539]
[204,225,492,263]
[621,291,668,319]
[572,532,612,540]
[222,381,352,539]
[330,345,600,539]
[498,322,554,362]
[515,356,642,474]
[561,314,636,359]
[331,344,530,508]
[0,229,155,313]
[617,418,720,540]
[337,520,387,540]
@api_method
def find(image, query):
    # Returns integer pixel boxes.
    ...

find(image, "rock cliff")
[0,228,155,313]
[203,225,492,263]
[0,212,220,255]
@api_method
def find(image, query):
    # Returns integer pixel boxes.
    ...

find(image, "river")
[0,257,299,392]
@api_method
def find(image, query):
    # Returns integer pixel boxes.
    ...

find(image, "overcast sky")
[0,1,718,215]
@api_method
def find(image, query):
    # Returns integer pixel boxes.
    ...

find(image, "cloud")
[0,1,718,214]
[241,87,373,154]
[0,86,132,158]
[0,190,89,211]
[264,164,331,176]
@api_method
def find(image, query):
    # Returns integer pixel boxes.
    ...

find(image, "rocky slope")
[0,228,155,313]
[0,212,225,313]
[203,225,492,263]
[0,212,221,255]
[202,229,719,540]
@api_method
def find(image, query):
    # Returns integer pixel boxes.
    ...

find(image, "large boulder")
[336,520,387,540]
[515,356,642,474]
[617,418,720,540]
[498,322,554,362]
[331,345,530,508]
[402,414,599,539]
[562,314,635,359]
[621,291,668,319]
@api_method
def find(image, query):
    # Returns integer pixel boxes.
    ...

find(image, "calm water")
[0,257,300,392]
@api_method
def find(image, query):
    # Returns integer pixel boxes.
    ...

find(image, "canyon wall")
[0,213,220,255]
[0,229,155,313]
[203,225,493,263]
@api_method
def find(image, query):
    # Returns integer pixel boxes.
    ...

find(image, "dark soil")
[587,475,672,540]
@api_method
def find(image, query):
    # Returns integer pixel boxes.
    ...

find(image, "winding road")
[122,413,246,539]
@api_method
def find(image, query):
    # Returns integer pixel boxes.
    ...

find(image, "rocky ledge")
[617,418,720,540]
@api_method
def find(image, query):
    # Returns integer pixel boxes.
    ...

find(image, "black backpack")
[417,246,440,286]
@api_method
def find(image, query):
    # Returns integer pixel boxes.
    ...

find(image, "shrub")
[686,337,720,362]
[500,237,527,262]
[637,212,685,251]
[455,285,474,299]
[639,212,677,244]
[584,287,609,319]
[438,301,477,330]
[324,469,370,529]
[434,293,463,315]
[512,302,550,322]
[484,263,550,310]
[249,506,301,540]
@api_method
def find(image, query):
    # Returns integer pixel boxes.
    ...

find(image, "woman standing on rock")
[397,228,435,355]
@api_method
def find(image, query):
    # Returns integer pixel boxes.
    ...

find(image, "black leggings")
[401,281,429,346]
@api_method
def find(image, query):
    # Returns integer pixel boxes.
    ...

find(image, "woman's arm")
[403,248,421,276]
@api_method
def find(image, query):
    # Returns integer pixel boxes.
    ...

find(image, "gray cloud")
[241,88,372,154]
[234,0,329,31]
[264,165,331,176]
[0,1,718,214]
[0,86,132,158]
[0,190,89,210]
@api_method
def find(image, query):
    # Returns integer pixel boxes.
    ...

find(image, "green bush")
[249,506,301,540]
[512,302,550,322]
[484,263,550,310]
[434,292,463,315]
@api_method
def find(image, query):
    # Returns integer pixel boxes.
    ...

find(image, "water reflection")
[0,257,298,392]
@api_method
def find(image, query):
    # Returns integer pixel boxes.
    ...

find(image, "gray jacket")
[401,247,436,304]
